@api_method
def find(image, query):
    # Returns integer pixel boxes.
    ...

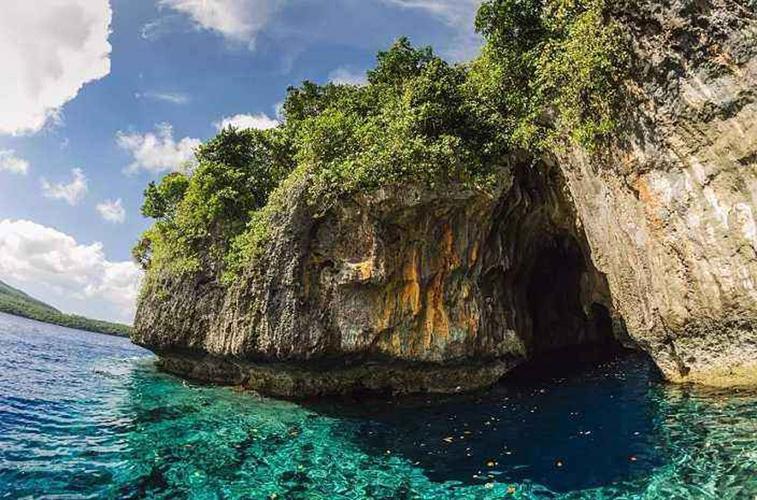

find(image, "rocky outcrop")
[133,0,756,395]
[557,0,757,386]
[136,159,624,396]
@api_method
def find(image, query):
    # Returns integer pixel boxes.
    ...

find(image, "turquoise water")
[0,312,755,499]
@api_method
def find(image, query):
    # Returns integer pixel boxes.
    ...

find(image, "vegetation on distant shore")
[0,280,131,337]
[134,0,630,289]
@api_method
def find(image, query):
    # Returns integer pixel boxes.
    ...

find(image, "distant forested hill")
[0,280,131,337]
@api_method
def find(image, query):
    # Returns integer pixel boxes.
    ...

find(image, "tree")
[135,126,296,276]
[367,37,435,86]
[141,172,189,220]
[471,0,630,149]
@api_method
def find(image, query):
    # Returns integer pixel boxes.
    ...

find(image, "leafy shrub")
[135,127,294,277]
[141,172,189,220]
[292,38,502,206]
[471,0,630,150]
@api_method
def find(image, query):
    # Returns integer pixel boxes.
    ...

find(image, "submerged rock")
[133,0,756,396]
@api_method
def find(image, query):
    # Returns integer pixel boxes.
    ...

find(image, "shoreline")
[0,310,131,338]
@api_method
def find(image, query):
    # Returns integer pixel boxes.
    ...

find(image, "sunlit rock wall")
[558,0,757,385]
[135,160,618,396]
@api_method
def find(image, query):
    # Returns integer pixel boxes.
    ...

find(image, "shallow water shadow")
[303,349,667,492]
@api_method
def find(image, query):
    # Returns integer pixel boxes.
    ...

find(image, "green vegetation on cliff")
[0,280,132,336]
[134,0,630,287]
[472,0,629,150]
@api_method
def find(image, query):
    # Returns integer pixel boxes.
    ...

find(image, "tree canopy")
[472,0,630,149]
[135,2,630,286]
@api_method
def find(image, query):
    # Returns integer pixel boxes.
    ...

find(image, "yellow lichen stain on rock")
[401,247,422,316]
[353,260,373,281]
[376,223,482,358]
[377,292,394,333]
[441,223,461,269]
[422,272,451,350]
[469,240,480,267]
[420,224,461,350]
[375,246,421,342]
[388,329,403,354]
[463,303,480,338]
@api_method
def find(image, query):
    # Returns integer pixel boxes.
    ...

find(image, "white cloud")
[96,199,126,224]
[213,113,279,131]
[116,123,200,174]
[382,0,479,25]
[0,219,142,323]
[328,67,368,86]
[0,150,30,175]
[0,0,112,135]
[274,101,285,121]
[151,1,480,63]
[382,0,483,60]
[41,168,88,206]
[135,91,190,105]
[159,0,281,49]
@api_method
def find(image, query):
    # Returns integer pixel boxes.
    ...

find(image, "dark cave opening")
[511,233,627,379]
[526,236,588,352]
[524,235,616,353]
[478,160,630,382]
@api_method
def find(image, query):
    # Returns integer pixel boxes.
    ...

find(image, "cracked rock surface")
[558,0,757,385]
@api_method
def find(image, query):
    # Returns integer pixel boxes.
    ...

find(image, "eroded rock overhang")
[135,154,637,397]
[134,0,757,395]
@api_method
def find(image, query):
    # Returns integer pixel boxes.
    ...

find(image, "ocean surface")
[0,311,755,499]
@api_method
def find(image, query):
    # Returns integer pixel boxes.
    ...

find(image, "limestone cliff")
[136,159,622,396]
[558,0,757,385]
[133,0,756,396]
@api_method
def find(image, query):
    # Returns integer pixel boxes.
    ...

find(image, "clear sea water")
[0,312,755,499]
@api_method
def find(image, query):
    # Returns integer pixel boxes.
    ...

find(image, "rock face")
[557,0,757,386]
[135,161,622,397]
[133,0,756,396]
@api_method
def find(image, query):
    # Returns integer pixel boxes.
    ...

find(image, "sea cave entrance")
[481,161,628,380]
[510,233,626,379]
[524,234,616,353]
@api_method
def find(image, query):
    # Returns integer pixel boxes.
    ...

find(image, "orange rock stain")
[633,175,664,230]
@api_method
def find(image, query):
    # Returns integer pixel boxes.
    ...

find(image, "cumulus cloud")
[151,1,480,63]
[159,0,281,49]
[328,67,368,86]
[135,91,190,105]
[41,168,88,206]
[116,123,200,174]
[0,0,112,135]
[0,150,30,175]
[96,199,126,223]
[213,113,279,131]
[382,0,483,59]
[0,219,142,323]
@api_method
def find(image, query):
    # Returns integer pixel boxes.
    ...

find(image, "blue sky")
[0,0,482,323]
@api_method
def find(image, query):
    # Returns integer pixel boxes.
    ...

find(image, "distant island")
[0,280,131,337]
